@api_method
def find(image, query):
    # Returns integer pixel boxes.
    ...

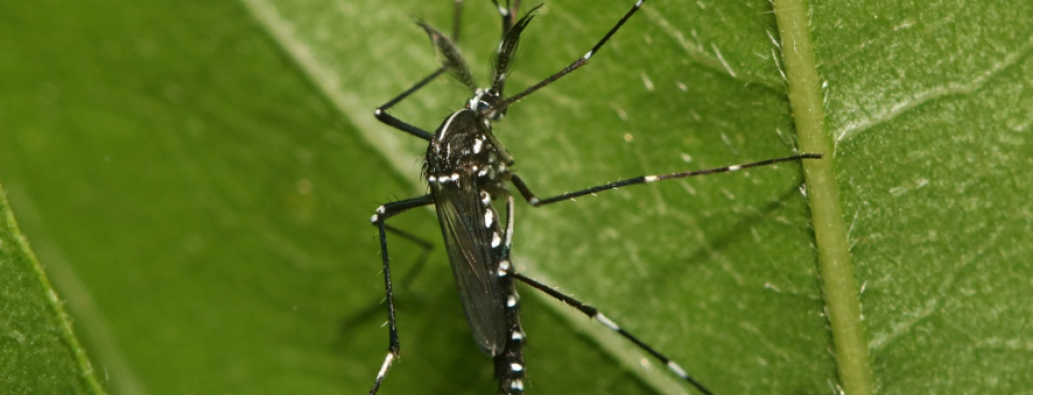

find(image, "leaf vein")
[868,228,1005,352]
[835,40,1033,144]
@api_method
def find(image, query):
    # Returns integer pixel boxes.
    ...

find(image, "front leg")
[366,194,435,395]
[373,68,442,141]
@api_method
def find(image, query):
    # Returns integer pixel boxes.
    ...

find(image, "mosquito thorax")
[425,109,508,189]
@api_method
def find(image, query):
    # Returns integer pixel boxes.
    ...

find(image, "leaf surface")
[0,185,105,394]
[0,0,1029,394]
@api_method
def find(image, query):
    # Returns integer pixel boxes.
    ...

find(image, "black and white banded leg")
[509,153,822,207]
[364,12,449,389]
[365,2,474,393]
[367,194,436,395]
[510,272,715,395]
[497,154,822,395]
[492,193,528,395]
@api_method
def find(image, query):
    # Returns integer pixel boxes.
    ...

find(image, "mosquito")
[366,1,821,394]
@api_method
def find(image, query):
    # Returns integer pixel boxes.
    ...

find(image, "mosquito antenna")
[485,0,646,116]
[490,5,541,95]
[418,19,477,91]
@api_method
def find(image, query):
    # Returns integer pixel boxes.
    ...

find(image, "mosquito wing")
[432,173,507,356]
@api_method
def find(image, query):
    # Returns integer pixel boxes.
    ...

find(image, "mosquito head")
[468,88,507,122]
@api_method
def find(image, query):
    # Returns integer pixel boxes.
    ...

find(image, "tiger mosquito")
[366,1,822,394]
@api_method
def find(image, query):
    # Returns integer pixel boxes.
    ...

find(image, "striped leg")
[493,194,527,394]
[367,194,436,395]
[510,272,715,395]
[493,273,526,394]
[510,153,821,207]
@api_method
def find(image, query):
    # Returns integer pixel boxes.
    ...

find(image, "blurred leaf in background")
[0,0,1029,395]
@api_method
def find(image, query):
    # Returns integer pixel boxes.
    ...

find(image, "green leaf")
[0,0,1029,395]
[0,185,105,393]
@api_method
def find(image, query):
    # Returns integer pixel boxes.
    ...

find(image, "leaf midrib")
[774,1,873,394]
